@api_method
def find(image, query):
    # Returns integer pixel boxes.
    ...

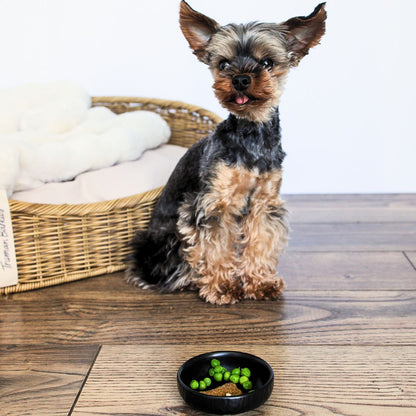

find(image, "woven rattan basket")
[1,97,221,295]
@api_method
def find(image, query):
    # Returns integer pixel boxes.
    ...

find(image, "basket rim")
[91,96,223,124]
[9,186,164,216]
[8,96,222,215]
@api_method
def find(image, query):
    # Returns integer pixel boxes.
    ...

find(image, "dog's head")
[180,1,326,123]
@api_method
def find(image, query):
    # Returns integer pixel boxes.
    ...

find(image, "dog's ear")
[281,3,327,66]
[179,1,220,63]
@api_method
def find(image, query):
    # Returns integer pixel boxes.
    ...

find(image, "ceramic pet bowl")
[177,351,274,414]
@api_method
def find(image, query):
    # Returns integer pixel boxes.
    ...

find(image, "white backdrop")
[0,0,415,194]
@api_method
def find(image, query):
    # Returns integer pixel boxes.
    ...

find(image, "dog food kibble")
[201,382,243,397]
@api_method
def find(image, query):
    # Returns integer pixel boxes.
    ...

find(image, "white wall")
[0,0,415,194]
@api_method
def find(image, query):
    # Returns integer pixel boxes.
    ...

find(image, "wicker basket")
[1,97,221,295]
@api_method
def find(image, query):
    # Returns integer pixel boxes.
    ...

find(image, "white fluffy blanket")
[0,81,170,197]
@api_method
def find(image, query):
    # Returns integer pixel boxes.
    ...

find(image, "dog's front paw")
[243,276,285,301]
[198,280,244,305]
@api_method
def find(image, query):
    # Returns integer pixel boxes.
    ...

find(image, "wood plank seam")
[403,251,416,271]
[67,345,102,416]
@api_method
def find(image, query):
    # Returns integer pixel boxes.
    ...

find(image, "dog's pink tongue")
[236,95,249,105]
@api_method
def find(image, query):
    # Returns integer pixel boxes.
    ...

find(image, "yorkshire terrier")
[127,1,326,304]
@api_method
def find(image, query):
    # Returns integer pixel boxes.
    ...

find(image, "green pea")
[239,375,249,384]
[204,377,212,387]
[231,368,241,376]
[214,372,223,382]
[243,380,253,390]
[209,368,215,377]
[223,371,231,382]
[230,374,240,384]
[241,368,251,378]
[199,380,207,390]
[214,365,223,373]
[211,358,220,368]
[221,366,227,373]
[190,380,199,390]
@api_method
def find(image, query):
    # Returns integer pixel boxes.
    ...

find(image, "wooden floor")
[1,194,416,416]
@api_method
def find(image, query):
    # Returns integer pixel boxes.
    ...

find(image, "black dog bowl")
[177,351,273,414]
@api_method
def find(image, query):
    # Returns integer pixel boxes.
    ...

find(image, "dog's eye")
[260,58,274,70]
[219,60,231,71]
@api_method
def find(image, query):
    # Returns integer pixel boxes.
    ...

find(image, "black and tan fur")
[127,1,326,304]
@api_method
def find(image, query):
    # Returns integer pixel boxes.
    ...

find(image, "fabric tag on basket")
[0,189,18,288]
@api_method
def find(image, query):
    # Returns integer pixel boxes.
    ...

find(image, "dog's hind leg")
[127,139,207,291]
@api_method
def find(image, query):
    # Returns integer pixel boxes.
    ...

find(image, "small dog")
[127,1,326,304]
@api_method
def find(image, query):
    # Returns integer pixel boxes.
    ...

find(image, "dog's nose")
[232,75,251,91]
